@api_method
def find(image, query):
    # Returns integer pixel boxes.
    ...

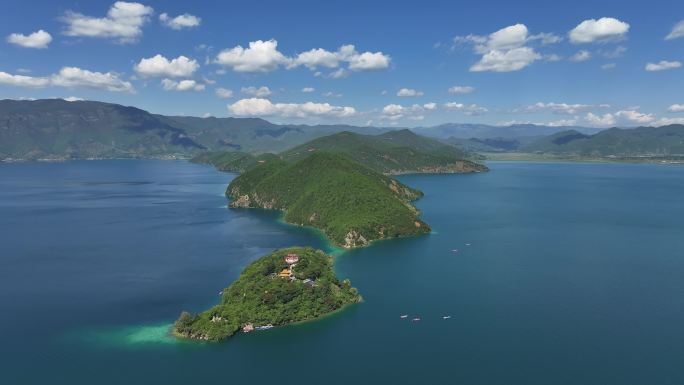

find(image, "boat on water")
[443,316,451,319]
[255,324,274,331]
[411,318,421,322]
[400,315,408,319]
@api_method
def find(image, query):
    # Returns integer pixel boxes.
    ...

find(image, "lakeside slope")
[227,152,430,248]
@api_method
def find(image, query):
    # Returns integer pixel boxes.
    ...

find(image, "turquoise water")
[1,160,683,384]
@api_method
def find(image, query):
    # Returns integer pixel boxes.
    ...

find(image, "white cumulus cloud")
[569,17,630,44]
[585,112,616,126]
[347,51,391,71]
[6,30,52,49]
[0,72,50,88]
[51,67,134,92]
[668,104,684,113]
[645,60,681,72]
[615,110,655,124]
[159,13,201,30]
[0,67,134,92]
[228,98,356,119]
[448,86,475,94]
[215,87,233,99]
[61,1,154,43]
[570,50,592,62]
[241,86,272,97]
[397,88,423,97]
[379,102,440,121]
[455,24,547,72]
[584,109,655,127]
[485,24,529,51]
[292,48,342,69]
[654,117,684,126]
[518,102,609,115]
[443,102,488,115]
[215,41,391,75]
[291,44,391,72]
[301,87,315,93]
[471,47,541,72]
[134,55,199,77]
[161,78,205,92]
[215,39,290,73]
[665,20,684,40]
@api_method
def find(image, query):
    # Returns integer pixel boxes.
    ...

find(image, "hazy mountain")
[415,123,604,139]
[5,99,679,162]
[522,125,684,156]
[445,136,542,152]
[158,115,390,154]
[0,99,205,160]
[0,99,391,160]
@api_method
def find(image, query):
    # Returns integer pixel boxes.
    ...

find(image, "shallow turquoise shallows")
[1,160,683,385]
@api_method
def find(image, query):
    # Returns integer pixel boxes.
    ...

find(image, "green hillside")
[174,247,361,341]
[0,99,205,160]
[523,125,684,157]
[227,152,430,248]
[279,129,488,174]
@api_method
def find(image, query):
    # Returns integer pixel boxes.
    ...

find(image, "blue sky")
[1,0,683,127]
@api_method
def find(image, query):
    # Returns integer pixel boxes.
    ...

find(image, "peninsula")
[173,247,361,341]
[193,129,489,175]
[227,152,430,248]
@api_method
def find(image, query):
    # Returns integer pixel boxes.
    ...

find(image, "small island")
[173,247,361,341]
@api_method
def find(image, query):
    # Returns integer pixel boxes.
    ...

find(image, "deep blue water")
[1,160,683,385]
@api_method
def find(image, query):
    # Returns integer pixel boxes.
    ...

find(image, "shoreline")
[6,154,682,167]
[233,201,431,251]
[173,245,362,342]
[483,152,684,165]
[169,296,363,343]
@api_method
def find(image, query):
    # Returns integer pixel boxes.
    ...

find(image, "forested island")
[227,152,430,248]
[174,247,361,341]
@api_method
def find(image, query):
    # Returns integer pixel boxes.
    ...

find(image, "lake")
[1,160,683,385]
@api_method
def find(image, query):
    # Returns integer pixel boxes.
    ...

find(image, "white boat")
[400,315,408,319]
[255,324,274,331]
[443,316,451,319]
[411,317,421,322]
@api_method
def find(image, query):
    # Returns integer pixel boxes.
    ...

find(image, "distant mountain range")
[521,126,684,157]
[0,99,387,160]
[413,123,604,139]
[0,99,205,160]
[2,99,683,162]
